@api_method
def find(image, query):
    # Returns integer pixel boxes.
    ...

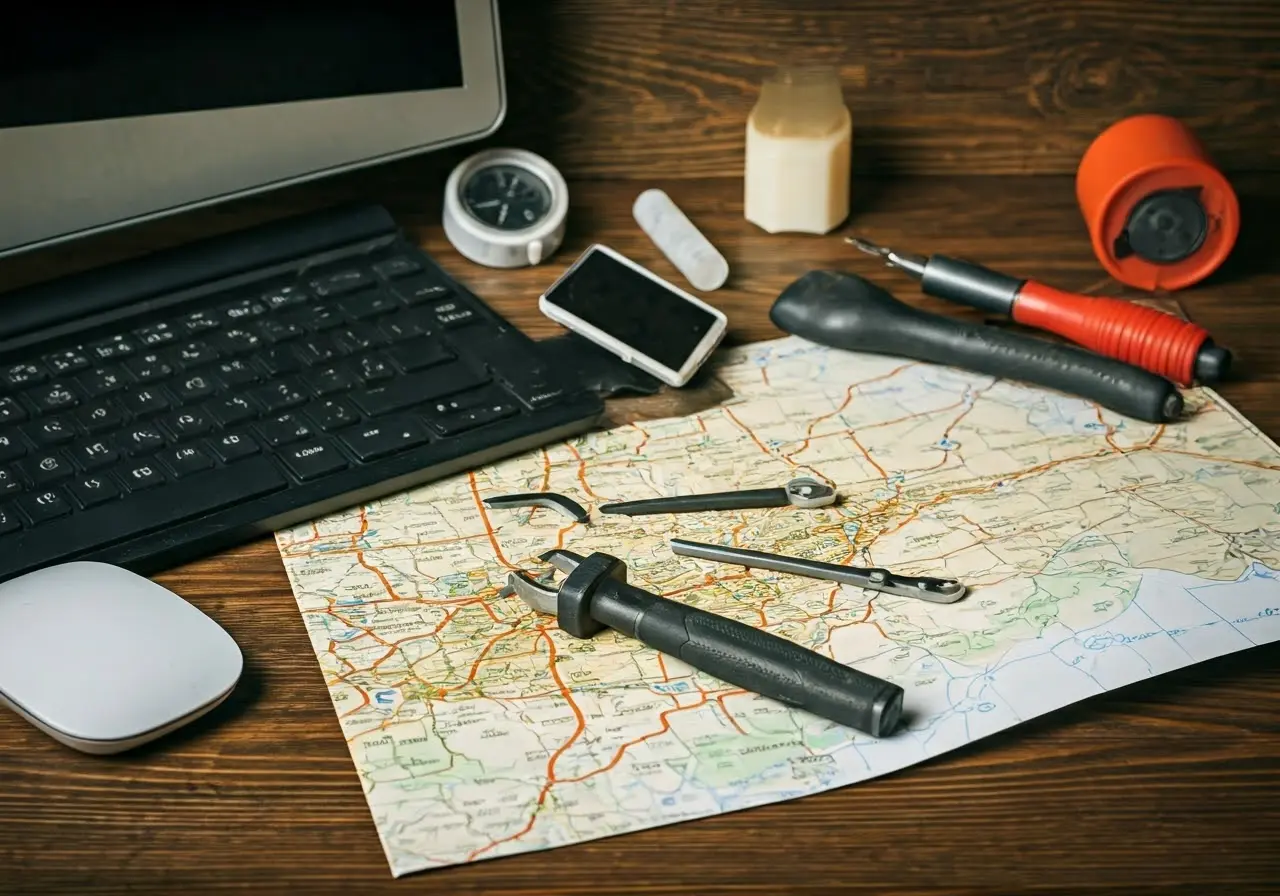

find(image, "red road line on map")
[633,422,650,455]
[849,433,888,481]
[558,692,711,785]
[786,384,856,460]
[281,532,492,559]
[465,628,586,862]
[715,690,749,735]
[564,441,607,501]
[470,471,518,570]
[440,627,532,695]
[722,407,777,460]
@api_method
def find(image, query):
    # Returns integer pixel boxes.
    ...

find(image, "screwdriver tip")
[846,237,888,257]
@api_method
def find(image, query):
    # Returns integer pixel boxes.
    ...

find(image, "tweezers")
[669,538,966,603]
[483,492,591,524]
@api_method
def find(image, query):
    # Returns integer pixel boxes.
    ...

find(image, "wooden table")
[3,2,1280,893]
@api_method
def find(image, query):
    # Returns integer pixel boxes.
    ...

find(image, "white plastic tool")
[632,188,729,291]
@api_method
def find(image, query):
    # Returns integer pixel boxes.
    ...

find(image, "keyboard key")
[0,466,22,494]
[338,416,430,462]
[311,269,373,297]
[159,445,215,478]
[135,322,178,347]
[428,401,518,437]
[119,461,166,492]
[306,398,359,432]
[0,505,19,534]
[431,298,478,329]
[0,432,26,462]
[175,340,219,366]
[373,256,422,280]
[22,451,74,486]
[124,351,175,383]
[88,334,137,361]
[213,358,260,387]
[68,473,120,508]
[0,397,27,424]
[393,277,451,306]
[257,319,305,344]
[19,489,71,525]
[333,324,384,355]
[173,372,218,402]
[123,387,171,417]
[423,385,511,418]
[281,304,342,331]
[338,290,398,320]
[27,417,75,446]
[74,439,119,470]
[222,297,269,322]
[211,328,262,355]
[119,426,166,456]
[280,440,348,481]
[80,366,132,397]
[259,346,304,376]
[254,378,309,413]
[351,355,395,384]
[257,413,312,447]
[179,310,221,333]
[209,432,260,464]
[77,401,124,433]
[30,381,80,413]
[350,364,488,417]
[161,409,212,441]
[304,365,354,396]
[207,395,259,427]
[387,338,453,372]
[44,349,91,375]
[4,362,46,389]
[262,285,309,309]
[1,457,286,572]
[298,336,339,364]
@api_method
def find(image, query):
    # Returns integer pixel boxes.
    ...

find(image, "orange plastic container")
[1075,114,1239,291]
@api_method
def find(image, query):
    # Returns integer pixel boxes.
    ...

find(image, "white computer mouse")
[0,561,242,755]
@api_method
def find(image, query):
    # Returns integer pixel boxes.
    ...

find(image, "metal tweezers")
[670,538,967,603]
[599,477,838,516]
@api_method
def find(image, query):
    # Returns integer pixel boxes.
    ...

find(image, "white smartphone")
[538,244,729,387]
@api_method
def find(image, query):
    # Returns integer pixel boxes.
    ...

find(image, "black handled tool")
[769,270,1184,424]
[670,538,966,603]
[504,549,904,737]
[599,476,837,516]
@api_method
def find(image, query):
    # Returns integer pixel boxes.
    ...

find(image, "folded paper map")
[276,336,1280,877]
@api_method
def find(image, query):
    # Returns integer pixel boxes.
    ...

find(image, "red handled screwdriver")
[847,237,1231,386]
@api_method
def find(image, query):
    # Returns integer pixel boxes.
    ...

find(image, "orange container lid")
[1076,114,1239,291]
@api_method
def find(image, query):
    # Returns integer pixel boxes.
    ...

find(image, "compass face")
[462,163,553,231]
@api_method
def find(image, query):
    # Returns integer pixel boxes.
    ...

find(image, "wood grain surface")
[2,169,1278,895]
[488,0,1280,178]
[3,2,1280,892]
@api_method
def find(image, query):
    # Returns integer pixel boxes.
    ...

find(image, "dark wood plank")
[1,171,1278,895]
[486,0,1280,177]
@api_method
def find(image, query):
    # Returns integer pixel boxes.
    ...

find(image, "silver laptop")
[0,1,506,259]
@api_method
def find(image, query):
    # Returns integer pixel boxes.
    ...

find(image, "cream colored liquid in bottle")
[744,66,852,235]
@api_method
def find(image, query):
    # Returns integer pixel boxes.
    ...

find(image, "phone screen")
[542,248,721,371]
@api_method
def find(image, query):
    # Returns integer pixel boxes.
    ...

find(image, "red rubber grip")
[1012,281,1207,386]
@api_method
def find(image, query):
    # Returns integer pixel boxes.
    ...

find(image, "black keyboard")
[0,205,604,584]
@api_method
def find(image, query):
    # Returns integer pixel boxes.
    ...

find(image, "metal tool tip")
[846,237,888,256]
[538,548,586,572]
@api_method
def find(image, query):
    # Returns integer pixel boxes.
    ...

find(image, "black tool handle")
[599,488,789,516]
[769,270,1184,424]
[587,576,904,737]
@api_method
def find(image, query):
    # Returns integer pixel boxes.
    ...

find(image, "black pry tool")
[599,476,837,516]
[502,549,905,737]
[769,270,1183,424]
[483,492,591,524]
[670,538,966,603]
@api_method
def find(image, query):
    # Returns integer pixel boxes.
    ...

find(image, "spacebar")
[1,456,288,579]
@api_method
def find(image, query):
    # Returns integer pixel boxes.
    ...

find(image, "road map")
[276,336,1280,877]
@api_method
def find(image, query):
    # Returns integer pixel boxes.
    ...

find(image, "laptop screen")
[0,7,463,128]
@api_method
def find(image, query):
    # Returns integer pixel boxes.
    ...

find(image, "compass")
[442,147,569,268]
